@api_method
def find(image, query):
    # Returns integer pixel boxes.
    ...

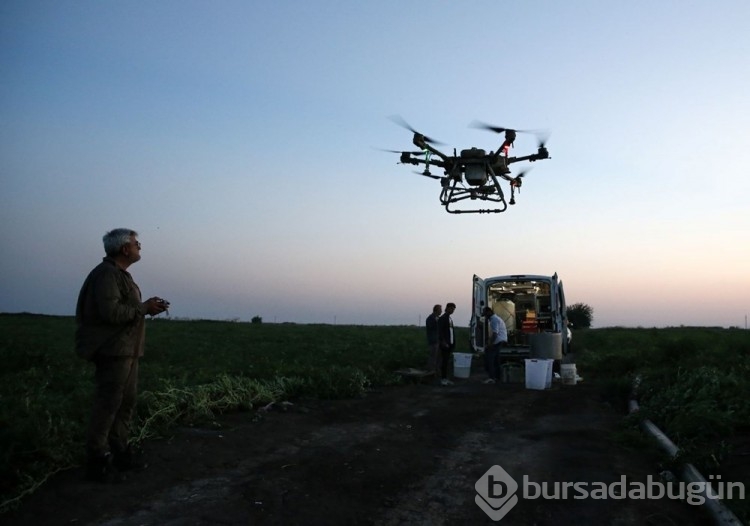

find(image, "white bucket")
[561,363,577,385]
[452,352,473,379]
[525,359,553,390]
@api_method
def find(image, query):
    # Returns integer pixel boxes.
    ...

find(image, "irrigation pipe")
[629,376,744,526]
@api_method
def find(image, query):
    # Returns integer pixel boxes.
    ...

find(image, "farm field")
[1,313,748,524]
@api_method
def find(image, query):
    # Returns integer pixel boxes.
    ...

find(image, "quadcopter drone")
[387,116,551,214]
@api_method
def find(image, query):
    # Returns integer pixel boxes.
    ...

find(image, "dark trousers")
[427,343,440,375]
[440,346,453,379]
[86,356,139,457]
[484,343,501,381]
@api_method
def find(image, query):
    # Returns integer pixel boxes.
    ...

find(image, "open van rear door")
[557,278,570,354]
[470,275,486,352]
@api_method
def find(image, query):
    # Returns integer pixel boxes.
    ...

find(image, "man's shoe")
[483,378,496,385]
[85,453,122,483]
[441,379,454,386]
[112,445,148,472]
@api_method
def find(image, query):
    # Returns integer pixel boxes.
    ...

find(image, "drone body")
[389,117,551,214]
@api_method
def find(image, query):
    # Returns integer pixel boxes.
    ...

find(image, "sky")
[1,1,749,328]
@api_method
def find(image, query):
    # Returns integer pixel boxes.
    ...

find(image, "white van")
[470,273,570,359]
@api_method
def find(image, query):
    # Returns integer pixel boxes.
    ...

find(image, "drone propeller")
[471,120,550,153]
[534,131,550,149]
[512,168,531,183]
[388,115,444,145]
[378,148,426,155]
[469,120,534,135]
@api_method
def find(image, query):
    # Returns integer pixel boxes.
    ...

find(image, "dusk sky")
[2,1,748,328]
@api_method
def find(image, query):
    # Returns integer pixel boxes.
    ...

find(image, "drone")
[386,116,551,214]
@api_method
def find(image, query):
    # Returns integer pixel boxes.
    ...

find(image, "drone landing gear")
[439,169,512,214]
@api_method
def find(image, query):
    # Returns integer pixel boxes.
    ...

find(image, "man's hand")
[144,297,170,316]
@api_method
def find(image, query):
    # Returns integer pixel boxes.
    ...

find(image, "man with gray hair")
[75,228,170,482]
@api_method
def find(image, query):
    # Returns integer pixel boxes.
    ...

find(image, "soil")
[4,363,714,526]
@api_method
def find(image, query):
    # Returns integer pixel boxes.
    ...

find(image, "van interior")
[487,278,553,346]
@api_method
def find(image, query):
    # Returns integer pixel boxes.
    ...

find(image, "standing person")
[437,303,457,386]
[482,306,507,384]
[425,304,442,378]
[75,228,170,482]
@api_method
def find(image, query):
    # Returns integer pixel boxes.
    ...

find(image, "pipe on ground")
[629,382,743,526]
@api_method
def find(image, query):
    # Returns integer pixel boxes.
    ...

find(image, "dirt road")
[4,365,710,525]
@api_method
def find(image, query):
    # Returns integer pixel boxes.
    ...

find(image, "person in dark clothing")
[76,228,169,482]
[425,304,442,377]
[437,303,457,385]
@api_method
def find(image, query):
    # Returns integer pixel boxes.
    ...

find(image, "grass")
[576,327,750,456]
[0,313,446,512]
[1,314,749,520]
[575,326,750,521]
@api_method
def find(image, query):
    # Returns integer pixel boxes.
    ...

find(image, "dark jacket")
[438,313,455,351]
[426,313,440,345]
[75,257,148,360]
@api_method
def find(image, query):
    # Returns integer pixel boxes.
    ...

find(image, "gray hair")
[103,228,138,256]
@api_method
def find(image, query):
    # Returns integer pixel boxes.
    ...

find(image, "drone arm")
[506,147,550,165]
[492,140,514,159]
[412,134,451,163]
[489,129,517,158]
[400,153,448,171]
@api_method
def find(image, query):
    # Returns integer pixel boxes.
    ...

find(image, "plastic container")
[529,332,563,360]
[452,352,473,379]
[560,363,577,385]
[525,358,553,390]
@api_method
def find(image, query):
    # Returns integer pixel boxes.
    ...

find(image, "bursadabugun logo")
[475,465,519,521]
[476,464,746,522]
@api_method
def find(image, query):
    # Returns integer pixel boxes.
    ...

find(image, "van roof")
[484,274,557,282]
